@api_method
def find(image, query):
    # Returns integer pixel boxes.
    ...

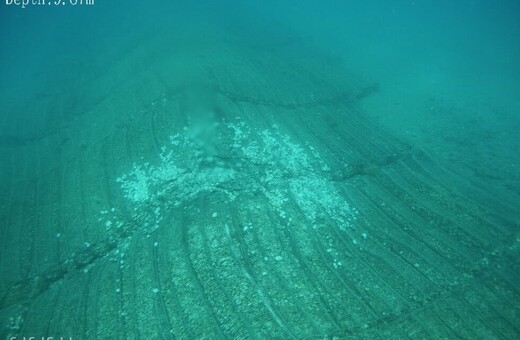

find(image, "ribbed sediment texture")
[0,34,518,339]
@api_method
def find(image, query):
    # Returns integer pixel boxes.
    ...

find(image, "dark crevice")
[0,203,153,310]
[214,83,380,110]
[328,145,413,182]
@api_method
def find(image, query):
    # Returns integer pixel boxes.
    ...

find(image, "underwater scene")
[1,0,519,339]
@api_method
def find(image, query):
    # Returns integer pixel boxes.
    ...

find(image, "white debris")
[112,122,358,244]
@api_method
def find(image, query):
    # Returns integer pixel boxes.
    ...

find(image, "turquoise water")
[1,1,519,339]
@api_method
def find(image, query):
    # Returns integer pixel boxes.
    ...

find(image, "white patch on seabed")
[113,121,358,233]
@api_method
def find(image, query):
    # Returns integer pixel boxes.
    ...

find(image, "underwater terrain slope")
[0,27,519,339]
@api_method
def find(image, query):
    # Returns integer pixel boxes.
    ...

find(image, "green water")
[1,1,519,339]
